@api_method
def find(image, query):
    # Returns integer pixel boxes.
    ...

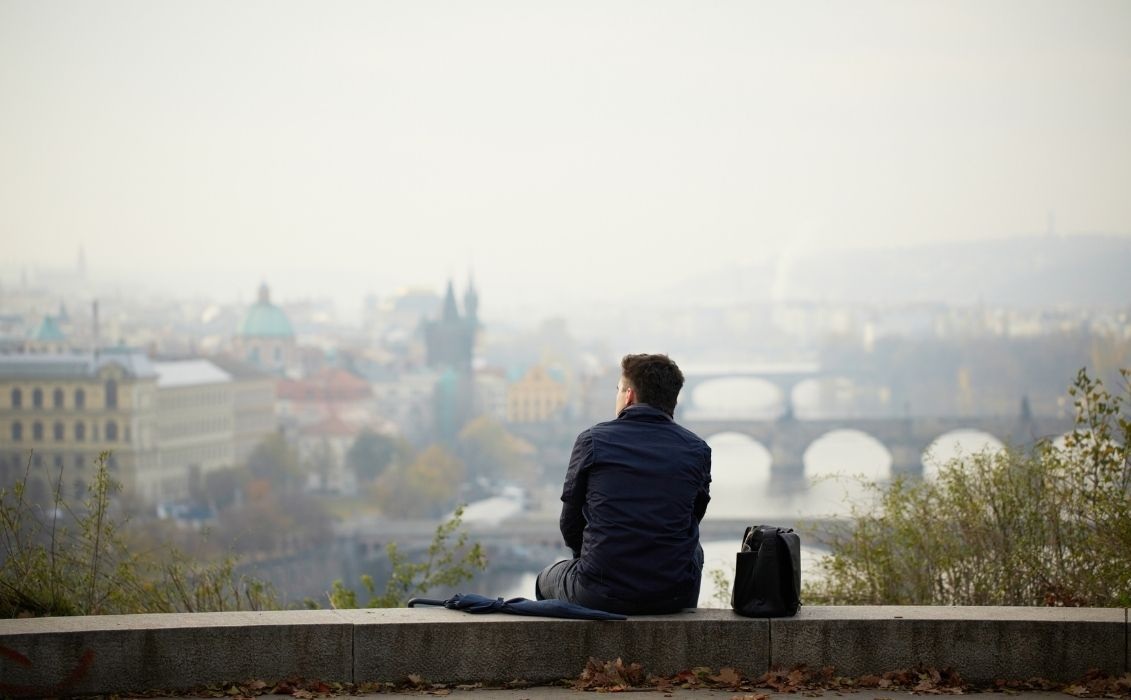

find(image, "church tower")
[423,278,480,441]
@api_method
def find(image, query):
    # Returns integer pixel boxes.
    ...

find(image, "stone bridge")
[681,412,1074,478]
[678,361,833,417]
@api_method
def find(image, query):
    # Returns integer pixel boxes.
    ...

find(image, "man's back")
[537,353,712,615]
[560,405,712,611]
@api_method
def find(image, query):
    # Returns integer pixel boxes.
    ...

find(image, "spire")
[258,282,270,305]
[442,280,460,322]
[464,273,479,324]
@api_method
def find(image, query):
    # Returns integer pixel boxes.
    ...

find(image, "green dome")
[30,316,66,342]
[239,284,294,338]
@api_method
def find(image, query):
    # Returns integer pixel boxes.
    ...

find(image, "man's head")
[617,353,684,417]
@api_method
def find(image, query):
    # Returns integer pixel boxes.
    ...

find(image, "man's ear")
[624,386,636,406]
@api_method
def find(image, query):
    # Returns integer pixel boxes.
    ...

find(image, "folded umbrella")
[407,593,627,620]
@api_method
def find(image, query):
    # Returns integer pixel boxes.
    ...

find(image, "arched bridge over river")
[682,412,1074,479]
[673,362,1076,479]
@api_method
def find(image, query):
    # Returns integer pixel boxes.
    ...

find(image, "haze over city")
[3,0,1130,318]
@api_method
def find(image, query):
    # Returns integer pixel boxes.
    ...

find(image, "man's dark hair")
[621,353,684,417]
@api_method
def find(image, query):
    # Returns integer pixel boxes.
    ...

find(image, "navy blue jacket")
[559,404,712,606]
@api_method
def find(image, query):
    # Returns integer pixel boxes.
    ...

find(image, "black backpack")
[730,525,801,617]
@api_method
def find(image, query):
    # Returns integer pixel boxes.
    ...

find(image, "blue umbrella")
[407,593,627,620]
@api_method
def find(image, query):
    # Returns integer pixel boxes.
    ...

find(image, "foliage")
[456,416,533,484]
[373,444,466,518]
[325,505,487,608]
[707,563,734,609]
[246,432,303,492]
[0,451,278,617]
[215,490,334,556]
[202,465,252,511]
[809,368,1131,606]
[347,429,411,482]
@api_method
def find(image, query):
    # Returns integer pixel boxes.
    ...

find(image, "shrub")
[0,452,277,617]
[808,368,1130,606]
[324,504,487,609]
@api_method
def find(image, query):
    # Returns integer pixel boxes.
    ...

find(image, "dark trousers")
[535,545,703,615]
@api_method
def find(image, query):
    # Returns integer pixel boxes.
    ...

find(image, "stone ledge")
[0,607,1125,696]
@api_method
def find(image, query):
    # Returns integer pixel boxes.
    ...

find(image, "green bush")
[0,452,277,617]
[809,368,1130,607]
[324,504,487,609]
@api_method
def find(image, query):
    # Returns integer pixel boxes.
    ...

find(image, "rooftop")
[0,349,157,380]
[153,359,232,388]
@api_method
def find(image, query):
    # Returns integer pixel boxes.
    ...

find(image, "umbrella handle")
[406,597,447,608]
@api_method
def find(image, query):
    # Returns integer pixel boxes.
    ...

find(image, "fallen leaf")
[712,667,743,686]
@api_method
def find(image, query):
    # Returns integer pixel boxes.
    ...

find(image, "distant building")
[507,365,568,424]
[370,370,438,444]
[24,315,68,353]
[151,360,235,503]
[208,356,278,462]
[0,349,160,503]
[474,369,508,423]
[421,279,480,440]
[423,280,478,371]
[297,412,358,494]
[233,283,296,375]
[276,367,376,433]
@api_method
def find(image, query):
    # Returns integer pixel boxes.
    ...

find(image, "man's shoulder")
[588,413,708,448]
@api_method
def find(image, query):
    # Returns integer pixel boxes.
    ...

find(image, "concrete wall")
[0,606,1126,697]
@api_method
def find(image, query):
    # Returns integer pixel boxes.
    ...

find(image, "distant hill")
[666,234,1131,307]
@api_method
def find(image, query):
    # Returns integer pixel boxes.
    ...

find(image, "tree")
[347,429,410,482]
[246,432,303,493]
[203,465,251,511]
[456,415,532,484]
[808,368,1131,607]
[373,445,466,518]
[325,505,487,609]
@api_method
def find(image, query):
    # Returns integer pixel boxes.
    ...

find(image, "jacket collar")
[616,403,674,422]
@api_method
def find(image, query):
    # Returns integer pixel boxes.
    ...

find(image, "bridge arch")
[683,377,785,420]
[922,429,1005,479]
[799,429,892,517]
[702,431,776,521]
[792,376,860,419]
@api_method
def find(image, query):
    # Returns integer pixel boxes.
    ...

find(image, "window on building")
[105,421,118,441]
[11,422,21,441]
[53,388,64,409]
[32,388,43,408]
[75,388,85,410]
[32,421,43,441]
[105,380,118,409]
[107,454,118,471]
[53,454,64,469]
[53,422,64,441]
[75,422,85,441]
[11,388,22,409]
[74,479,86,500]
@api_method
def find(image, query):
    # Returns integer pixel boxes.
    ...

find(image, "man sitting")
[535,353,712,615]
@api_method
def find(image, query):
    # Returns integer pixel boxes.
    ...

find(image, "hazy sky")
[2,0,1129,314]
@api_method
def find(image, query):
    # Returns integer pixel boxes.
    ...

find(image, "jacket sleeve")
[693,442,712,524]
[559,429,593,558]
